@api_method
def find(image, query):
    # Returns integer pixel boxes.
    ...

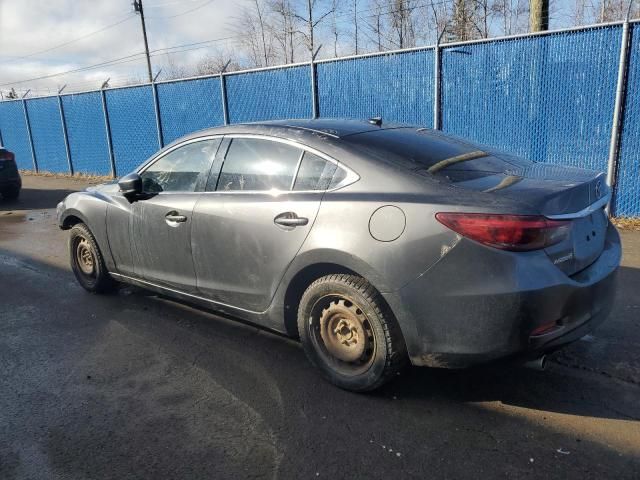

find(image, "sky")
[0,0,241,95]
[0,0,590,97]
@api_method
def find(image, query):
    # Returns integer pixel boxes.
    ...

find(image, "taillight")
[0,150,15,162]
[435,213,571,251]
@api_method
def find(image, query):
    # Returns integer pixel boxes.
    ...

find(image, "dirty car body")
[57,120,621,386]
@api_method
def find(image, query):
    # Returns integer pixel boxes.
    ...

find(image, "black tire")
[69,223,116,293]
[2,187,20,199]
[297,274,407,392]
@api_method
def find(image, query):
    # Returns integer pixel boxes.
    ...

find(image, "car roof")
[183,118,409,142]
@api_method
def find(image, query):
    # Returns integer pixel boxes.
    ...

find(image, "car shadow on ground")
[2,247,639,478]
[117,264,640,423]
[0,188,79,212]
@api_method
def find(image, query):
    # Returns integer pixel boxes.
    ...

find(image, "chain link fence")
[615,22,640,216]
[0,20,638,215]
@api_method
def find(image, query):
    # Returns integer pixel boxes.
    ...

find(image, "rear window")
[344,128,532,181]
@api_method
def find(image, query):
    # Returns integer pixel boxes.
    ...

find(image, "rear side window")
[217,138,302,191]
[293,152,337,191]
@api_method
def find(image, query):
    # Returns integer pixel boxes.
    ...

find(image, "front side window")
[141,138,221,193]
[293,152,337,191]
[217,138,302,191]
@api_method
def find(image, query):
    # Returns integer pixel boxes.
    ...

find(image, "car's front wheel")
[69,223,116,293]
[297,274,407,392]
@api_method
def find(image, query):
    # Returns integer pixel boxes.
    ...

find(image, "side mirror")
[118,172,142,199]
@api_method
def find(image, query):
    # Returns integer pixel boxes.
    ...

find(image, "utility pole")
[133,0,153,82]
[529,0,549,32]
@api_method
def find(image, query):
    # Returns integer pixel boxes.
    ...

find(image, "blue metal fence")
[25,96,68,173]
[156,77,224,144]
[104,86,158,175]
[226,65,312,123]
[0,21,638,215]
[442,26,620,173]
[0,101,33,170]
[61,92,112,175]
[317,49,435,126]
[615,23,640,216]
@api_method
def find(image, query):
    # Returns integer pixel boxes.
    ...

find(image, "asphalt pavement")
[1,174,639,479]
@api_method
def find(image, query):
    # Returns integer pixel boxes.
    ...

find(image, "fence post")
[310,60,318,119]
[57,89,73,175]
[21,97,38,172]
[220,72,230,125]
[310,46,322,119]
[100,89,117,178]
[605,14,633,215]
[151,80,163,149]
[433,44,441,130]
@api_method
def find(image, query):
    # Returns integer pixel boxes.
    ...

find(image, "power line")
[1,15,136,64]
[2,0,457,89]
[149,36,236,55]
[144,0,203,8]
[0,52,146,87]
[146,0,215,19]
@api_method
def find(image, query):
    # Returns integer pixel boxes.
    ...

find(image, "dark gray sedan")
[57,119,621,391]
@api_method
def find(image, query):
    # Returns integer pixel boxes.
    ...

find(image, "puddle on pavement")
[0,211,53,241]
[0,212,27,240]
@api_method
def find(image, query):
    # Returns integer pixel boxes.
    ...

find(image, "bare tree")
[196,50,242,75]
[162,53,190,80]
[231,0,276,67]
[471,0,491,37]
[597,0,639,21]
[353,0,360,54]
[330,0,340,56]
[270,0,300,63]
[365,0,386,51]
[291,0,336,56]
[388,0,419,48]
[450,0,481,40]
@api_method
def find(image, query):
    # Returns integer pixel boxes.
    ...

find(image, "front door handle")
[274,212,309,228]
[165,211,187,224]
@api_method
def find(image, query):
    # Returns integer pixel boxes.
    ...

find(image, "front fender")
[57,191,114,271]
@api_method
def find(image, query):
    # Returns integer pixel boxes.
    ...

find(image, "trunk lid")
[449,163,609,276]
[342,128,610,275]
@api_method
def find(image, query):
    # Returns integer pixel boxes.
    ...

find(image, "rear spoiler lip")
[545,192,610,220]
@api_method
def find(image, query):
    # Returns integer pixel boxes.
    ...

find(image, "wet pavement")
[1,174,639,479]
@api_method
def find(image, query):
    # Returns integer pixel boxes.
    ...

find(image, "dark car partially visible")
[0,148,21,199]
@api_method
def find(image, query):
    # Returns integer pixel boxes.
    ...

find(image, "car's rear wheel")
[69,223,116,293]
[1,186,20,199]
[297,274,407,392]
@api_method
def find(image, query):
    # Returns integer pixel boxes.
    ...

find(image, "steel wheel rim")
[310,295,376,376]
[75,236,96,277]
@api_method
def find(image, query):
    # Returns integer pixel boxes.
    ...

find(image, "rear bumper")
[383,222,621,368]
[0,175,21,190]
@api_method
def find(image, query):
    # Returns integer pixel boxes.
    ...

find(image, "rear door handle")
[274,212,309,228]
[165,211,187,223]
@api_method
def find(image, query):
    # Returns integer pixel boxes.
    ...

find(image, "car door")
[128,137,221,292]
[191,136,341,312]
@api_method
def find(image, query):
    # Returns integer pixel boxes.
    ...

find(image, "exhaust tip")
[523,355,547,371]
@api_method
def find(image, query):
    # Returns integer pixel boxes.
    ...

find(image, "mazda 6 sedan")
[57,119,621,391]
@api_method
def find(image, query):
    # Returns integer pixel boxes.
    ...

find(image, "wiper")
[427,150,489,174]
